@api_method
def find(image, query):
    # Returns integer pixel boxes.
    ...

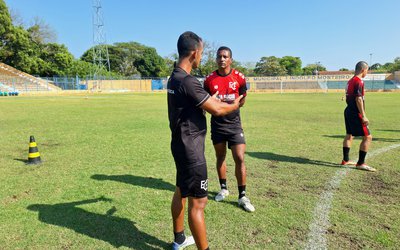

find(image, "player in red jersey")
[341,61,376,172]
[204,47,255,212]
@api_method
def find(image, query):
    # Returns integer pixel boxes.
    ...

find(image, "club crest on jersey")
[214,85,218,90]
[229,81,238,90]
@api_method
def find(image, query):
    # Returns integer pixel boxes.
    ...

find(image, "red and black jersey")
[345,76,365,113]
[204,69,247,135]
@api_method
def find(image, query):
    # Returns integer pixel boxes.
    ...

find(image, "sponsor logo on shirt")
[167,89,175,94]
[218,94,236,102]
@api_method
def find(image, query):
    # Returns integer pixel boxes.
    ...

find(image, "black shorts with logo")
[211,130,246,149]
[174,162,208,198]
[344,108,370,136]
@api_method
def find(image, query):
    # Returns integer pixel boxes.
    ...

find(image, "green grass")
[0,92,399,249]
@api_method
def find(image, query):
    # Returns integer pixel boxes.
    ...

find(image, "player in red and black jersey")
[168,33,243,250]
[341,61,375,171]
[204,47,255,212]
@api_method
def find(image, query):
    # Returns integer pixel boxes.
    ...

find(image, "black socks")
[238,185,246,199]
[357,150,367,165]
[343,147,350,162]
[174,230,186,244]
[219,179,227,190]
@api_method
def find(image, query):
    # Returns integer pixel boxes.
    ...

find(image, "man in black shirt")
[168,31,243,250]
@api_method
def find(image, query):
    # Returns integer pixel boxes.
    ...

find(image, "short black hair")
[217,46,232,58]
[355,61,368,74]
[177,31,202,58]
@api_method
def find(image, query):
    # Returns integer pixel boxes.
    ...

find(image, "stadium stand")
[326,80,398,90]
[0,62,61,92]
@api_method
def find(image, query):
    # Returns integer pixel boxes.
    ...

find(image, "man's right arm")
[356,96,369,125]
[201,91,243,116]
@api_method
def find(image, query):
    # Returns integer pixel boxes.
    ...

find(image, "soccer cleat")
[172,236,195,250]
[341,160,356,166]
[356,163,376,172]
[238,196,255,212]
[215,189,229,202]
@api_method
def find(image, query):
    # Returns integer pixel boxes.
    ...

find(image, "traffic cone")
[27,136,41,164]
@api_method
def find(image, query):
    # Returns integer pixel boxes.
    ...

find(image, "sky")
[4,0,400,70]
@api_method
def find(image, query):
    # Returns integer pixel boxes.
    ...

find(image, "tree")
[280,56,302,75]
[0,0,13,52]
[9,8,24,27]
[369,63,381,70]
[382,62,394,72]
[239,62,256,76]
[302,63,327,75]
[254,56,287,76]
[339,68,350,71]
[27,16,57,44]
[65,60,95,77]
[1,26,41,73]
[38,43,74,76]
[161,53,177,77]
[81,41,167,77]
[391,57,400,72]
[194,41,218,76]
[134,47,166,77]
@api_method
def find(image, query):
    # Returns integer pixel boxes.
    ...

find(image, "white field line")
[305,143,400,250]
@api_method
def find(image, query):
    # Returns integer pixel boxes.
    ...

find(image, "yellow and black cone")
[28,136,41,164]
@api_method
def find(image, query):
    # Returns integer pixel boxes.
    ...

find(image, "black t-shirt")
[167,67,210,166]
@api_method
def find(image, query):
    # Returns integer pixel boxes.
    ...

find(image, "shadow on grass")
[14,158,30,164]
[27,197,169,249]
[375,129,400,133]
[323,134,400,142]
[207,191,220,201]
[91,174,175,192]
[246,151,341,168]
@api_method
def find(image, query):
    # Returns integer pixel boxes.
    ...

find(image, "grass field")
[1,92,399,249]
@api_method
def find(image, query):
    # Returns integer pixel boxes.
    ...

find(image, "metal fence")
[1,75,399,93]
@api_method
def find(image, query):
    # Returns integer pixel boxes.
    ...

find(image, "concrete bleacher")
[327,80,398,90]
[0,62,61,92]
[255,81,320,90]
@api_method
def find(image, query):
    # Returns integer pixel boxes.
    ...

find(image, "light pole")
[369,53,373,66]
[315,61,320,76]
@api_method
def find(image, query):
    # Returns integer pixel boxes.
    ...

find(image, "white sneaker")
[172,235,195,250]
[215,189,229,202]
[238,196,255,212]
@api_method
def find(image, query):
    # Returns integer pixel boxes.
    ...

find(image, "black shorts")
[344,109,370,136]
[211,130,246,148]
[175,162,208,198]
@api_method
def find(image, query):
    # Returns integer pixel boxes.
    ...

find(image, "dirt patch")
[300,184,324,194]
[267,160,279,168]
[2,189,32,205]
[336,233,366,249]
[327,227,366,250]
[357,174,399,204]
[262,189,279,199]
[288,226,307,246]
